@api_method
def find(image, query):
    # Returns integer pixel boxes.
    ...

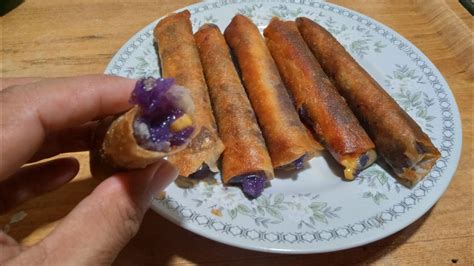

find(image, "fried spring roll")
[195,24,274,198]
[154,10,224,177]
[296,17,440,185]
[224,15,321,169]
[264,18,376,180]
[90,77,197,179]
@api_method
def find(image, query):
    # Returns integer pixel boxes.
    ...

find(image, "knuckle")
[115,198,142,240]
[97,180,144,243]
[30,241,49,265]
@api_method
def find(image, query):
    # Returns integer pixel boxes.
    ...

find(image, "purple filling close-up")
[350,153,370,178]
[358,153,369,168]
[131,77,195,152]
[189,164,212,179]
[231,172,267,199]
[298,107,313,128]
[293,155,306,170]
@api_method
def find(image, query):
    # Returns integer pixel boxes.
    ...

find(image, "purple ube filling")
[189,164,211,179]
[130,77,194,152]
[350,153,370,178]
[359,153,369,168]
[293,155,306,170]
[231,172,267,199]
[298,107,313,128]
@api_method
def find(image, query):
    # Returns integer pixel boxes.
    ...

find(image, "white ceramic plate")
[105,0,462,254]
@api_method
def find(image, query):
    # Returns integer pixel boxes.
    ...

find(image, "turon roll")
[296,17,440,185]
[154,10,224,178]
[224,15,321,170]
[195,24,273,198]
[264,18,376,180]
[90,77,197,179]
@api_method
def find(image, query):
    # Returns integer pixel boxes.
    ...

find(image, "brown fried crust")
[296,17,440,185]
[264,18,375,165]
[154,10,224,176]
[224,15,321,168]
[90,107,187,179]
[195,24,274,183]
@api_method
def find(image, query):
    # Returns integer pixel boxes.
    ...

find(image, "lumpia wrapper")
[90,107,193,179]
[154,10,224,176]
[224,15,321,169]
[264,18,376,164]
[195,24,274,183]
[296,17,440,185]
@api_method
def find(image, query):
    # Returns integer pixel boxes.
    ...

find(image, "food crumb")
[154,191,166,200]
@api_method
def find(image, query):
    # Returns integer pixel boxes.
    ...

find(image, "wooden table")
[1,0,472,265]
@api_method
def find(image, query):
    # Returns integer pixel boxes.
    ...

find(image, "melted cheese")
[341,158,358,180]
[170,114,193,132]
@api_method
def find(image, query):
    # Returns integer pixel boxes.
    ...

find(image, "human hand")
[0,75,178,265]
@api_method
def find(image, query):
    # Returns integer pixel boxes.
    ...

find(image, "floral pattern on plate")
[105,0,461,253]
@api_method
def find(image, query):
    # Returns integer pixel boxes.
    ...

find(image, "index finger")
[0,75,137,180]
[1,77,42,91]
[3,75,137,132]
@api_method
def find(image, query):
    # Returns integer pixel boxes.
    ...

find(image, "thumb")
[8,160,178,265]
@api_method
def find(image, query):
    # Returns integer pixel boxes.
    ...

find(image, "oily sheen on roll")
[224,15,321,170]
[264,18,377,180]
[154,10,224,178]
[90,77,197,179]
[195,24,274,198]
[296,17,440,185]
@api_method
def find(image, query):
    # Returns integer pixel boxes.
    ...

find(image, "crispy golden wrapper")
[224,15,321,169]
[195,24,274,184]
[90,107,194,179]
[154,10,224,177]
[264,18,376,180]
[296,17,440,185]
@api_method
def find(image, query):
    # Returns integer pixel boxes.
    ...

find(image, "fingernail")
[149,160,178,195]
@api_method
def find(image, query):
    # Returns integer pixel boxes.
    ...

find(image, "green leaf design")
[374,192,388,205]
[386,64,437,129]
[350,39,369,57]
[254,217,281,228]
[411,91,421,103]
[237,4,262,19]
[363,192,373,198]
[274,193,284,205]
[303,220,316,229]
[376,171,388,186]
[228,209,237,219]
[312,211,328,224]
[362,190,389,205]
[394,71,403,80]
[416,108,426,117]
[193,199,203,207]
[374,41,386,53]
[237,204,252,215]
[309,202,327,211]
[266,207,284,220]
[357,167,401,199]
[258,195,270,207]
